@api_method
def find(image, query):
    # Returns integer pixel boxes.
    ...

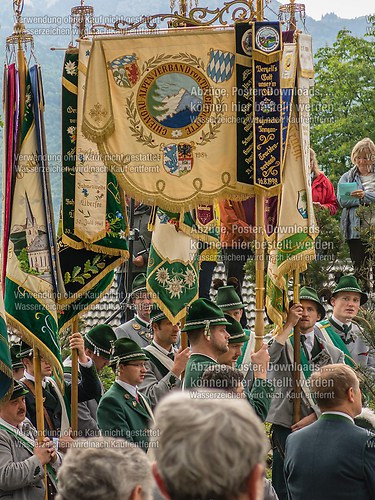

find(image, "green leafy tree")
[311,29,375,184]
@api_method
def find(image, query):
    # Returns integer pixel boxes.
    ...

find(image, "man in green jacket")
[97,338,154,450]
[183,298,230,389]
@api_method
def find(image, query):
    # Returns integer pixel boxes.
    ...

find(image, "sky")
[290,0,374,20]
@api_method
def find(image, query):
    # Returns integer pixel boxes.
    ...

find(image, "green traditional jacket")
[97,382,152,450]
[246,379,273,422]
[183,353,217,389]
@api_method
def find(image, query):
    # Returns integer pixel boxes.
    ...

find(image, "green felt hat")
[16,341,33,359]
[10,344,24,370]
[84,324,117,360]
[299,286,326,319]
[182,298,231,333]
[110,338,149,365]
[149,305,167,325]
[332,275,367,305]
[131,273,147,296]
[10,380,29,400]
[224,314,249,344]
[216,286,244,311]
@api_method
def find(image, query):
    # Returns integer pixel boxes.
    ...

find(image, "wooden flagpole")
[292,269,302,423]
[254,0,266,353]
[33,346,48,500]
[70,317,78,438]
[71,318,79,437]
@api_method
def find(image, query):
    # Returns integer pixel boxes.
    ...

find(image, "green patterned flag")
[5,66,64,391]
[58,43,129,331]
[265,246,288,333]
[147,209,202,324]
[0,285,12,403]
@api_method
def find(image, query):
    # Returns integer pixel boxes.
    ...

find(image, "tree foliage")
[311,29,375,184]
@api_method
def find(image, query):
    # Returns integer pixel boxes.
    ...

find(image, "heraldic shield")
[108,54,140,87]
[162,143,194,177]
[297,190,308,219]
[207,49,235,84]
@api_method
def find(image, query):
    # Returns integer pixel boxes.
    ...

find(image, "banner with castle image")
[82,29,252,210]
[4,66,64,391]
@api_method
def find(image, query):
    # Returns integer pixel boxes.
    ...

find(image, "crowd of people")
[1,137,375,500]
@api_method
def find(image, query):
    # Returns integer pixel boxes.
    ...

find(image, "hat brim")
[111,352,149,366]
[219,303,245,311]
[131,287,148,297]
[12,362,24,370]
[296,297,326,320]
[332,289,368,305]
[182,318,231,332]
[228,334,249,344]
[11,387,29,400]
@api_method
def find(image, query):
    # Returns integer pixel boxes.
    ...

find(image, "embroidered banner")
[281,43,297,166]
[147,208,200,324]
[297,34,314,79]
[82,30,251,210]
[0,268,12,403]
[275,103,318,276]
[235,23,254,187]
[58,47,128,329]
[252,21,283,194]
[5,66,64,392]
[74,40,108,244]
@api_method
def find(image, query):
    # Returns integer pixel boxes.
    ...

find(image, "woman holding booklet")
[337,137,375,289]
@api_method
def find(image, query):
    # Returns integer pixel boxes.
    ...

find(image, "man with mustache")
[0,380,62,499]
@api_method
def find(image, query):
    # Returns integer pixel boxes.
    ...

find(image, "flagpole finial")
[7,0,33,49]
[278,0,306,31]
[13,0,24,23]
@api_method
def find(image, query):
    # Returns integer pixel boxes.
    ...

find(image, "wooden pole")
[33,346,48,499]
[253,0,265,353]
[254,193,265,351]
[256,0,264,21]
[71,318,79,437]
[292,269,302,424]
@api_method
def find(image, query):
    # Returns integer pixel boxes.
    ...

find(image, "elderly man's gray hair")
[152,390,268,500]
[56,437,153,500]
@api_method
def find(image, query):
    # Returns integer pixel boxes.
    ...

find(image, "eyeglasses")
[126,362,147,368]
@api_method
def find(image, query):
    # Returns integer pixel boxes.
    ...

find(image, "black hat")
[10,380,29,400]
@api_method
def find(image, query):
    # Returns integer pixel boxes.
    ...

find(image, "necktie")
[167,352,175,360]
[300,335,310,359]
[342,324,351,334]
[135,392,139,403]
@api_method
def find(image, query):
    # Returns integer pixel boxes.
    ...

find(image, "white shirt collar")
[152,340,173,356]
[0,416,21,431]
[116,379,138,398]
[321,411,354,424]
[191,352,217,362]
[331,315,351,328]
[24,371,47,389]
[301,330,315,354]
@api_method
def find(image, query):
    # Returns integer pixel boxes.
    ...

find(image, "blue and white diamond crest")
[207,49,235,84]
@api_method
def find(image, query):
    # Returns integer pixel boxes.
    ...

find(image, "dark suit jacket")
[21,363,101,436]
[97,382,152,450]
[284,414,375,500]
